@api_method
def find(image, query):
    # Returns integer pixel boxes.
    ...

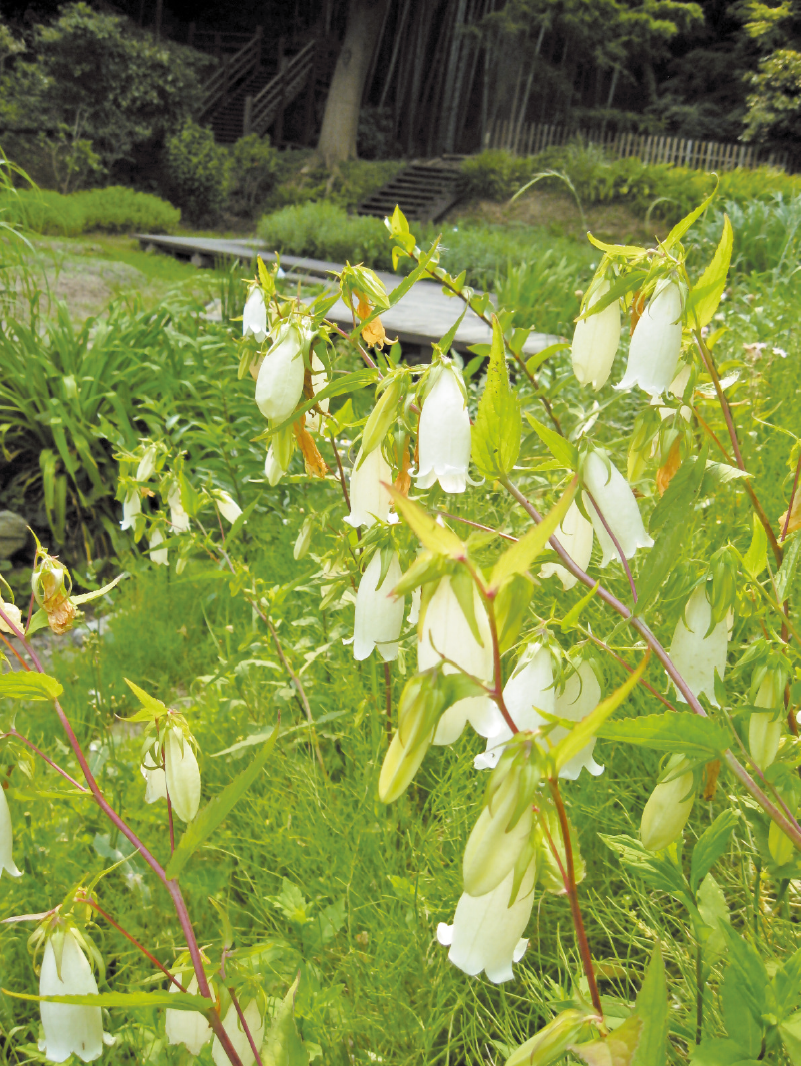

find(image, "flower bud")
[353,550,405,662]
[211,999,264,1066]
[748,667,787,771]
[255,322,309,423]
[39,929,106,1062]
[571,279,621,390]
[136,446,157,482]
[362,376,402,456]
[618,278,684,398]
[416,363,471,493]
[379,674,437,803]
[581,449,653,566]
[264,446,286,486]
[640,755,695,852]
[418,577,501,745]
[437,858,536,984]
[293,518,312,561]
[168,486,190,533]
[504,1009,589,1066]
[164,726,201,823]
[166,974,212,1054]
[120,490,141,531]
[344,446,392,528]
[242,287,267,342]
[149,529,169,567]
[669,586,729,706]
[141,750,167,804]
[539,501,594,590]
[769,819,795,867]
[536,806,585,894]
[213,491,243,525]
[0,600,22,635]
[0,785,22,878]
[463,754,536,897]
[709,546,738,626]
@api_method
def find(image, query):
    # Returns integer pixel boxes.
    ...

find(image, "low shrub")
[163,119,229,223]
[226,133,280,218]
[265,157,404,212]
[0,185,180,234]
[258,201,392,267]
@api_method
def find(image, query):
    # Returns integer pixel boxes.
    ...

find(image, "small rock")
[0,511,29,559]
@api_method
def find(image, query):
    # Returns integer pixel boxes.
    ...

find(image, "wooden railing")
[247,40,317,138]
[198,29,263,121]
[484,118,791,172]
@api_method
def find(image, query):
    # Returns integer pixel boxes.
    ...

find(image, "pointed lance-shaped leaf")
[471,315,521,479]
[489,479,577,593]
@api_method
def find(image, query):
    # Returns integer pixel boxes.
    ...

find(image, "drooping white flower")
[669,586,728,706]
[242,287,267,342]
[539,501,594,590]
[353,551,405,662]
[344,446,392,528]
[581,449,653,567]
[416,364,471,493]
[437,860,536,983]
[553,660,604,780]
[39,930,104,1062]
[213,491,243,524]
[164,727,201,823]
[255,322,309,423]
[166,974,212,1055]
[0,600,22,635]
[136,446,157,482]
[418,577,502,745]
[264,446,286,486]
[571,280,621,390]
[618,278,684,398]
[141,751,167,805]
[120,490,140,531]
[0,785,22,878]
[475,643,555,770]
[149,529,168,567]
[211,999,264,1066]
[305,352,329,433]
[168,487,190,533]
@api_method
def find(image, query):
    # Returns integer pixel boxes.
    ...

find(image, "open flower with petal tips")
[213,490,243,524]
[618,278,684,398]
[39,930,106,1062]
[353,550,405,662]
[437,860,536,983]
[345,446,392,528]
[416,363,471,494]
[119,490,140,531]
[581,449,653,566]
[242,287,267,342]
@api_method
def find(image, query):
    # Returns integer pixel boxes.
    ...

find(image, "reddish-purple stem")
[227,988,265,1066]
[4,728,88,792]
[781,448,801,543]
[583,487,638,603]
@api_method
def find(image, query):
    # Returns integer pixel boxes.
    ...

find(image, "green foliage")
[264,156,404,212]
[461,149,533,201]
[258,202,391,268]
[226,134,280,218]
[163,120,230,223]
[0,185,180,235]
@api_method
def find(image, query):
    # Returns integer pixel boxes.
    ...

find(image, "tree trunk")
[316,0,389,166]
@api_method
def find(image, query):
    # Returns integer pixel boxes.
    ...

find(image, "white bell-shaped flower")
[571,280,621,390]
[264,446,286,486]
[0,785,22,878]
[136,446,157,482]
[669,586,728,706]
[0,600,22,635]
[168,486,190,533]
[581,450,653,567]
[437,860,536,983]
[539,501,594,590]
[213,491,243,524]
[475,643,555,770]
[164,726,201,823]
[255,322,308,423]
[553,660,604,780]
[353,551,405,662]
[119,490,140,531]
[166,974,212,1055]
[305,352,329,433]
[242,287,267,342]
[618,278,684,398]
[149,529,168,567]
[344,446,392,528]
[418,577,502,745]
[141,751,167,804]
[416,365,471,493]
[39,930,105,1062]
[211,999,264,1066]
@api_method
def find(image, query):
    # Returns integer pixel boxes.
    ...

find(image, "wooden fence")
[484,119,791,172]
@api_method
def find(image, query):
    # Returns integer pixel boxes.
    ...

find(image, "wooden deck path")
[136,234,561,357]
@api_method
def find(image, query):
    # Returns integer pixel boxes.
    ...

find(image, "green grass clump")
[0,185,180,235]
[258,201,393,268]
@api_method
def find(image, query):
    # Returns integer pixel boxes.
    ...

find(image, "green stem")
[695,942,704,1045]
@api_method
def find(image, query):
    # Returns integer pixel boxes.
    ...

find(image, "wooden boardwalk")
[136,234,560,356]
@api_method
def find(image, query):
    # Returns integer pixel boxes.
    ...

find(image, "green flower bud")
[379,674,438,804]
[536,806,585,895]
[640,755,695,852]
[709,545,738,628]
[748,665,788,771]
[362,376,403,457]
[504,1009,589,1066]
[769,819,794,867]
[293,518,313,561]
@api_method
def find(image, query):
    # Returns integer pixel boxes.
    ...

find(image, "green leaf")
[719,924,770,1022]
[720,961,764,1058]
[261,974,309,1066]
[551,654,647,774]
[743,514,768,577]
[631,946,668,1066]
[525,413,578,470]
[687,215,733,329]
[0,672,63,701]
[560,580,600,632]
[697,873,730,962]
[663,179,719,252]
[701,460,752,494]
[124,678,167,719]
[581,269,648,319]
[26,609,50,637]
[690,1038,761,1065]
[254,369,378,442]
[780,1013,801,1065]
[690,810,739,893]
[387,489,466,559]
[2,988,209,1012]
[587,233,646,257]
[471,315,521,479]
[71,574,125,605]
[525,342,570,375]
[597,712,730,758]
[165,724,279,879]
[600,834,687,896]
[489,479,577,592]
[776,534,801,602]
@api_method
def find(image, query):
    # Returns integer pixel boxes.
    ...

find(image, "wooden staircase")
[356,159,464,223]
